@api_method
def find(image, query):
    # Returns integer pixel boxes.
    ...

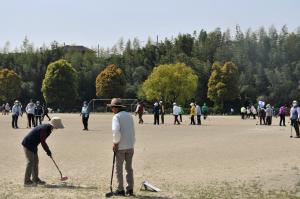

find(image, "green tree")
[208,62,240,111]
[41,59,78,110]
[95,64,126,98]
[140,63,198,105]
[0,69,22,102]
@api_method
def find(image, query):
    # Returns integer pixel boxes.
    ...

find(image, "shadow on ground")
[42,184,98,190]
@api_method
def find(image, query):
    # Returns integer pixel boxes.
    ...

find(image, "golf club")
[50,157,68,181]
[105,152,116,198]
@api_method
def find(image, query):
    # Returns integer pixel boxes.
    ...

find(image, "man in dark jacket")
[34,101,44,126]
[21,117,64,186]
[153,102,160,125]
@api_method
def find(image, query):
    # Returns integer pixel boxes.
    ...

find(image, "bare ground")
[1,113,300,199]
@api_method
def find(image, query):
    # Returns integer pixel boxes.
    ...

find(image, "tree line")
[0,25,300,112]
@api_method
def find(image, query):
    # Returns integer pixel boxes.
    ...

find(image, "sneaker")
[34,179,46,185]
[126,189,134,196]
[114,190,125,196]
[24,180,37,187]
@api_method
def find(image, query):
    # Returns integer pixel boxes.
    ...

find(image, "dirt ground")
[1,113,300,199]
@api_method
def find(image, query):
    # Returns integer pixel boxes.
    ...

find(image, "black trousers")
[43,113,51,121]
[174,115,180,124]
[82,116,89,130]
[190,115,195,125]
[279,115,285,126]
[27,113,35,128]
[260,116,266,125]
[138,113,144,124]
[154,114,159,125]
[266,116,272,125]
[291,119,300,137]
[35,116,42,126]
[197,115,201,125]
[12,114,19,128]
[161,113,164,124]
[179,114,182,122]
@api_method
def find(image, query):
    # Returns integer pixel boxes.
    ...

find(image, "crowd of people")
[134,101,209,125]
[240,100,300,138]
[2,99,51,129]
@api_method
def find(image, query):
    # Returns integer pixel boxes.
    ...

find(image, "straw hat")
[50,117,64,129]
[107,98,126,108]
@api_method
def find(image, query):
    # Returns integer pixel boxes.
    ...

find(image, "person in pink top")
[278,105,286,126]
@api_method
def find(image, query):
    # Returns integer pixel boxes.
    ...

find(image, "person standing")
[202,103,208,120]
[258,107,266,125]
[5,103,10,115]
[80,101,90,131]
[108,98,135,196]
[240,106,246,119]
[278,105,286,126]
[26,100,36,128]
[12,100,22,128]
[159,101,165,124]
[34,101,44,126]
[196,103,202,125]
[290,100,300,138]
[265,104,273,125]
[42,104,51,121]
[153,102,160,125]
[190,103,196,125]
[179,105,184,122]
[135,101,144,124]
[22,117,64,186]
[173,103,180,125]
[251,105,257,119]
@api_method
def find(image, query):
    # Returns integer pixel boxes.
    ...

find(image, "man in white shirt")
[172,102,181,125]
[108,98,135,196]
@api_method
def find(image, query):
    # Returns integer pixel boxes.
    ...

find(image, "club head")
[105,192,114,198]
[61,176,68,181]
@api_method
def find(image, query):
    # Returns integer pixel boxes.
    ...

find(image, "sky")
[0,0,299,50]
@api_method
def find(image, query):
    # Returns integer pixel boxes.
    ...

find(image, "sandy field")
[1,113,300,199]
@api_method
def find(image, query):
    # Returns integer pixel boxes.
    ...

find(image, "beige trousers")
[115,148,134,191]
[23,147,39,182]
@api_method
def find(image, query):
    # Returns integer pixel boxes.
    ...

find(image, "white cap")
[173,102,176,105]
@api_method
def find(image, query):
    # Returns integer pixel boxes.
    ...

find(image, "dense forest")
[0,25,300,111]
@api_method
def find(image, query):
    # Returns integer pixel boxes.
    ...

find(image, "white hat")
[154,102,158,106]
[50,117,64,129]
[173,102,176,105]
[190,103,194,106]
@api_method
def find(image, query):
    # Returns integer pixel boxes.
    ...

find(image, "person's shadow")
[42,183,97,190]
[135,196,172,199]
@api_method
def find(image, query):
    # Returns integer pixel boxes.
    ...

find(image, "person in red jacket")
[21,117,64,186]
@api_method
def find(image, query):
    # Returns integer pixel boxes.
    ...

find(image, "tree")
[95,64,126,98]
[0,69,22,102]
[41,59,78,110]
[208,62,239,111]
[140,63,198,105]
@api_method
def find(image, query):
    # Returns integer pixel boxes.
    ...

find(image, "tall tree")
[95,64,126,98]
[208,62,239,111]
[140,63,198,105]
[41,59,78,110]
[0,69,22,102]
